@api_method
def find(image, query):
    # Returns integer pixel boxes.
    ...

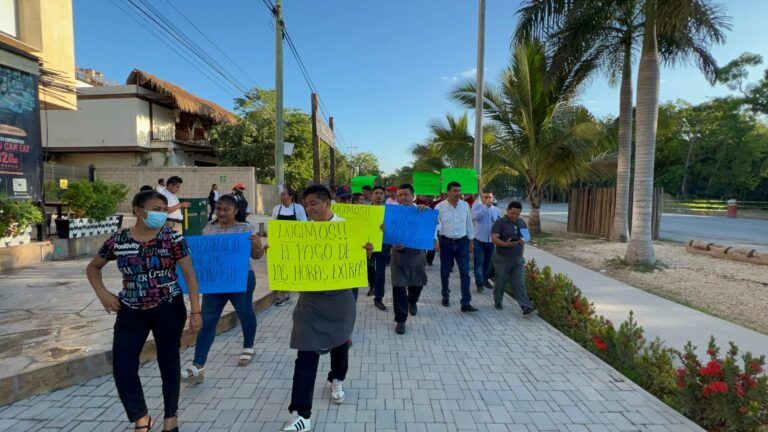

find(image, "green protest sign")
[412,171,441,196]
[441,168,478,194]
[351,176,377,193]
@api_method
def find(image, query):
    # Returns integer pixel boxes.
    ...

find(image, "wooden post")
[329,116,336,188]
[311,93,321,184]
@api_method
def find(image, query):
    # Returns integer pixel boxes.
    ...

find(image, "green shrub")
[62,180,128,221]
[522,260,768,431]
[0,194,43,236]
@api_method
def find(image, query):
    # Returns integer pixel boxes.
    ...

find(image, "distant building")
[41,69,237,168]
[0,0,76,199]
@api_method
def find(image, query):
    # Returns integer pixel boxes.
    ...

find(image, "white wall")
[42,97,141,148]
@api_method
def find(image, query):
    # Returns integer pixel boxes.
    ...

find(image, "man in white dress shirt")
[435,181,477,312]
[160,176,189,232]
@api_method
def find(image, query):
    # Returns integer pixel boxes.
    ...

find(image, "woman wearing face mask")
[86,190,202,432]
[181,194,264,383]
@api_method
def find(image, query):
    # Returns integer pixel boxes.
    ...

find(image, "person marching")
[385,185,398,204]
[435,181,477,312]
[271,186,307,306]
[471,191,501,293]
[180,194,264,383]
[490,201,537,316]
[390,184,432,335]
[367,185,390,311]
[160,176,190,233]
[232,182,250,223]
[86,190,202,432]
[282,184,372,432]
[207,183,219,221]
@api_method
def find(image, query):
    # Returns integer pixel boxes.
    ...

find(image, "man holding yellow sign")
[268,185,372,432]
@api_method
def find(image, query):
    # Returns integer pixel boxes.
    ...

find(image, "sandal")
[135,416,154,431]
[238,348,255,366]
[180,365,204,383]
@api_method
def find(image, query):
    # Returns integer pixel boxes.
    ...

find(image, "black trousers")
[289,342,349,419]
[426,250,436,265]
[112,296,187,422]
[393,285,423,323]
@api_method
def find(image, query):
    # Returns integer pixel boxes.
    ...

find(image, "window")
[0,0,18,38]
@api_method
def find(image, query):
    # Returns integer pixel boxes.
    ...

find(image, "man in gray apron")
[390,183,432,335]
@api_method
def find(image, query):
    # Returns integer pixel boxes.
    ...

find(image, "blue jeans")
[193,271,256,366]
[439,236,472,306]
[473,239,495,288]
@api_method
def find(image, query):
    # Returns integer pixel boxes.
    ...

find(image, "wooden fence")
[567,187,662,240]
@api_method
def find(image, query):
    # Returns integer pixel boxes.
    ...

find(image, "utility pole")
[274,0,285,188]
[329,116,336,188]
[473,0,485,188]
[311,93,321,184]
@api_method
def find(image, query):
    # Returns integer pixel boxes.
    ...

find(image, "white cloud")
[441,68,480,83]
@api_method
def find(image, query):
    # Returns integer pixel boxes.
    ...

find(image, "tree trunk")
[680,136,694,198]
[626,0,659,264]
[527,181,542,233]
[610,45,634,242]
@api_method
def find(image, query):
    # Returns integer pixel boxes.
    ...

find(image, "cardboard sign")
[351,176,377,193]
[441,168,478,194]
[412,171,441,196]
[178,232,251,294]
[267,220,368,291]
[382,204,438,250]
[332,202,385,251]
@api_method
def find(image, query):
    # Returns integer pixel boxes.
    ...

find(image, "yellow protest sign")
[331,203,385,251]
[267,220,369,292]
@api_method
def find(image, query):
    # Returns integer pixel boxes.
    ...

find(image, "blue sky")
[73,0,768,174]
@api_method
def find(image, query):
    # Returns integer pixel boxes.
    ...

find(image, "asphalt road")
[521,202,768,251]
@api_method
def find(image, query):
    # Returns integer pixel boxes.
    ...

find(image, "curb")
[0,290,277,406]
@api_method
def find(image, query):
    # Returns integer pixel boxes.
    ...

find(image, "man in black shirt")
[490,201,536,316]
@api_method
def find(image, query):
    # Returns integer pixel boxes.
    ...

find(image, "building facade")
[41,69,237,168]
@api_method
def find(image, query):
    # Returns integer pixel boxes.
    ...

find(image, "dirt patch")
[533,219,768,335]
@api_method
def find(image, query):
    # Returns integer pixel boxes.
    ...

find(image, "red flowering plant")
[675,337,768,431]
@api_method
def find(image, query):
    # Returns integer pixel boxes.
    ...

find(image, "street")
[529,203,768,251]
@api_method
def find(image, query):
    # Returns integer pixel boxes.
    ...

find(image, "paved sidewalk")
[526,246,768,360]
[0,264,702,431]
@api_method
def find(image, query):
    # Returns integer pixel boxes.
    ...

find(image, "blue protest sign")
[520,228,531,242]
[383,204,438,250]
[178,232,251,294]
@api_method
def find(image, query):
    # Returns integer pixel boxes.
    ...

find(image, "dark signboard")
[0,62,41,200]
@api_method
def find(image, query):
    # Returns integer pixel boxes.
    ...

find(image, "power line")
[160,0,258,87]
[259,0,352,154]
[124,0,249,94]
[111,0,239,96]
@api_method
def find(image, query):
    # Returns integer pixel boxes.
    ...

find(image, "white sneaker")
[283,413,312,431]
[330,379,345,404]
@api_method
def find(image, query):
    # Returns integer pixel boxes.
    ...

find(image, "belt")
[439,235,467,242]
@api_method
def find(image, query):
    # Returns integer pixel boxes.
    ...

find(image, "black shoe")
[374,300,387,311]
[461,304,479,313]
[409,303,417,316]
[522,307,538,317]
[395,322,405,335]
[484,281,493,288]
[476,286,484,294]
[441,297,450,307]
[494,302,503,310]
[367,288,374,297]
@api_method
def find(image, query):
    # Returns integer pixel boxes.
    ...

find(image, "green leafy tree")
[452,41,614,233]
[347,152,382,178]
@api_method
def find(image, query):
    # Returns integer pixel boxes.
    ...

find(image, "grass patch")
[530,231,561,246]
[605,256,669,273]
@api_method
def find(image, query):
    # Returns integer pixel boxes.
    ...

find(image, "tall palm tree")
[627,0,729,263]
[452,41,614,233]
[515,0,728,247]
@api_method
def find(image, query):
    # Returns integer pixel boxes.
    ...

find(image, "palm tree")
[452,41,614,233]
[426,113,515,187]
[517,0,641,242]
[627,0,729,263]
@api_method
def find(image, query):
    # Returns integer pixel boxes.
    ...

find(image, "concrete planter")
[0,225,32,248]
[55,215,123,239]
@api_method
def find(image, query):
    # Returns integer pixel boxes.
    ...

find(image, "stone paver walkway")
[0,263,702,431]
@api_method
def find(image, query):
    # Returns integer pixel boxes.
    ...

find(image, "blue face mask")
[141,209,168,229]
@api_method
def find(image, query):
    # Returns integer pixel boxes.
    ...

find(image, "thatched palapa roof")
[127,69,237,124]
